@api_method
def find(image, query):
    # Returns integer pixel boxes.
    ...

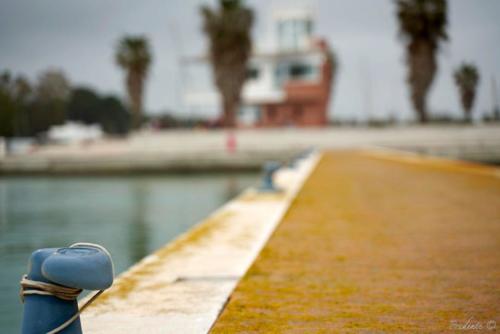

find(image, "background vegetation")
[0,69,130,139]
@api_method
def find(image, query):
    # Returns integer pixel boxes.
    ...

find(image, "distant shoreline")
[2,125,500,175]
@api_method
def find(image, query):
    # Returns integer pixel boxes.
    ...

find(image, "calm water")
[0,173,257,332]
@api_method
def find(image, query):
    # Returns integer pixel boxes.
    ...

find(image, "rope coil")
[20,275,105,334]
[20,275,82,302]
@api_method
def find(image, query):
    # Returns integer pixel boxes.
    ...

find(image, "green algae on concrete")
[91,210,236,304]
[79,156,321,333]
[211,151,500,332]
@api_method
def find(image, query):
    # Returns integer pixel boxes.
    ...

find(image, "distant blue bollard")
[297,147,314,160]
[260,161,281,192]
[21,243,114,334]
[288,148,315,168]
[287,155,299,168]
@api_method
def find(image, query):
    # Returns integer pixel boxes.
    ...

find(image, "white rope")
[20,275,105,334]
[69,242,115,277]
[20,276,82,301]
[20,243,112,334]
[45,290,104,334]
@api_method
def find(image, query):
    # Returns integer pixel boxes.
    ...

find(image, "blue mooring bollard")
[260,161,281,192]
[288,147,315,168]
[296,147,314,160]
[21,243,114,334]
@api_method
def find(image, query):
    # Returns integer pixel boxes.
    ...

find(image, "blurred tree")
[67,87,101,124]
[454,63,480,122]
[115,36,152,129]
[0,72,36,138]
[0,71,12,90]
[36,70,70,101]
[30,69,71,133]
[13,76,32,101]
[12,76,34,136]
[0,71,17,139]
[67,87,130,135]
[201,0,253,127]
[99,96,130,135]
[396,0,448,123]
[1,69,130,138]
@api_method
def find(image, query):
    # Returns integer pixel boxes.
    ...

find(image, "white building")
[183,6,334,127]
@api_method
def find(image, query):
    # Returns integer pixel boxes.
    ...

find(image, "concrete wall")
[1,125,499,175]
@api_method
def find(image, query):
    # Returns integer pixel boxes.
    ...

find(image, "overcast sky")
[1,0,499,121]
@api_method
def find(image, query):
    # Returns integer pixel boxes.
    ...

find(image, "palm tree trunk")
[407,40,437,123]
[127,72,143,130]
[223,98,237,128]
[462,89,474,123]
[464,110,471,123]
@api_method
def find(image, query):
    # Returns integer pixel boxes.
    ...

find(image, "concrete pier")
[212,150,500,332]
[77,149,500,332]
[80,153,320,333]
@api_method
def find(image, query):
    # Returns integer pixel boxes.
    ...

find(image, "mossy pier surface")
[212,150,500,332]
[80,153,320,333]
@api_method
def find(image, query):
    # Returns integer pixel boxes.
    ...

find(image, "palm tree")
[201,0,253,127]
[115,36,152,129]
[454,63,480,122]
[395,0,448,123]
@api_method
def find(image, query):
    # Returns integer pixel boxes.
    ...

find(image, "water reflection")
[130,181,149,263]
[0,172,256,333]
[224,176,240,202]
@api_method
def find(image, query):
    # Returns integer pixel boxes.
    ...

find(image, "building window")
[305,20,313,36]
[246,66,260,80]
[274,61,318,88]
[275,64,288,88]
[277,18,313,51]
[289,63,313,79]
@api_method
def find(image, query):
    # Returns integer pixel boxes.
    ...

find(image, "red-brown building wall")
[257,40,333,127]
